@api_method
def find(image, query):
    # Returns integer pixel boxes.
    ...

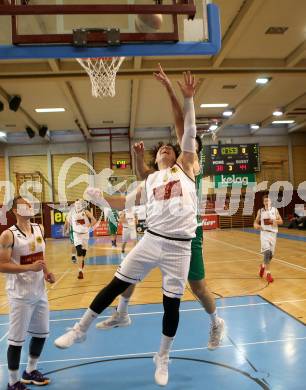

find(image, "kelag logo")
[215,173,256,188]
[221,175,249,185]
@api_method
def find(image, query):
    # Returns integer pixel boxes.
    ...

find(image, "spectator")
[288,204,306,230]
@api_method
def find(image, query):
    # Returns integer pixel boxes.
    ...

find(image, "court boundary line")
[205,236,306,272]
[1,296,306,326]
[242,228,306,243]
[0,335,305,368]
[259,295,306,326]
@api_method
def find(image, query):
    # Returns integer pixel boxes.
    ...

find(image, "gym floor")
[0,228,305,389]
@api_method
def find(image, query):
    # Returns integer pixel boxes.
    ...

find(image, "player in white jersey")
[254,194,283,283]
[97,64,224,350]
[119,209,138,257]
[65,199,96,279]
[54,71,198,386]
[0,196,55,390]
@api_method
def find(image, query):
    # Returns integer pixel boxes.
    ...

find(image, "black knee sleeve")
[29,337,46,358]
[162,295,181,338]
[76,245,83,257]
[90,277,132,314]
[7,345,22,371]
[82,249,87,257]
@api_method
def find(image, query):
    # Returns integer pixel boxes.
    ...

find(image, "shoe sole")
[21,379,50,386]
[154,377,168,387]
[207,321,226,351]
[96,320,132,330]
[54,341,70,349]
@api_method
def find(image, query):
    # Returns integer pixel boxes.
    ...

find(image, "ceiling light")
[250,124,260,130]
[201,103,229,108]
[209,124,218,131]
[35,108,65,113]
[0,131,6,137]
[256,77,270,85]
[273,109,284,116]
[272,120,295,124]
[223,109,234,117]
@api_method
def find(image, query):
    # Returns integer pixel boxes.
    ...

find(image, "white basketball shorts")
[260,231,277,254]
[122,226,137,243]
[8,293,49,346]
[115,230,192,298]
[73,232,89,250]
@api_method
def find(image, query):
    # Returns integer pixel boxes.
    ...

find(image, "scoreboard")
[115,160,127,169]
[202,144,260,175]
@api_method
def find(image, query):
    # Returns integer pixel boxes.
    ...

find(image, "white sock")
[210,310,219,326]
[158,335,174,357]
[8,370,19,386]
[78,308,98,332]
[79,268,83,273]
[117,296,130,314]
[26,355,38,374]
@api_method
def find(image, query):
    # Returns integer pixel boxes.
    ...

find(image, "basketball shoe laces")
[157,354,170,374]
[209,319,222,346]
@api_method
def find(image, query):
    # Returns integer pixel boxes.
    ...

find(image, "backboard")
[0,0,221,59]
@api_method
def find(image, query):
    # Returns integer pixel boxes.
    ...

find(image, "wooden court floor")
[0,228,305,324]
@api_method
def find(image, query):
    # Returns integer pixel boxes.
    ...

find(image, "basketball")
[135,14,163,33]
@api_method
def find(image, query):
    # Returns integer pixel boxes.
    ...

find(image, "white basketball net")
[76,57,125,98]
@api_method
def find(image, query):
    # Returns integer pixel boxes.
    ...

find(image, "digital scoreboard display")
[115,160,127,169]
[202,144,260,175]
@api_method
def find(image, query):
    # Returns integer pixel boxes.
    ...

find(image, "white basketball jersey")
[260,207,279,233]
[145,163,197,239]
[70,208,90,234]
[6,223,46,302]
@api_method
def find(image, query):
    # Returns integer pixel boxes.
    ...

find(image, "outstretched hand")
[133,141,145,157]
[177,71,197,98]
[153,63,172,89]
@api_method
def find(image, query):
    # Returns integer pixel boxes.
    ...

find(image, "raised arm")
[177,72,197,178]
[154,63,184,145]
[133,141,154,180]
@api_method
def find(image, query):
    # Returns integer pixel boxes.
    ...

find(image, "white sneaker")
[54,323,86,349]
[153,353,169,386]
[96,311,131,329]
[207,318,225,350]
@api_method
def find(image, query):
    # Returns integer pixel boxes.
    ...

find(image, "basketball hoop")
[76,57,125,98]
